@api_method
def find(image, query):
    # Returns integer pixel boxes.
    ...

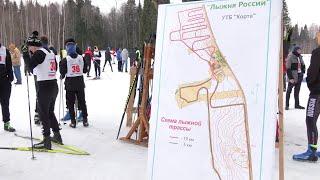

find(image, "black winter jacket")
[0,46,13,82]
[307,47,320,95]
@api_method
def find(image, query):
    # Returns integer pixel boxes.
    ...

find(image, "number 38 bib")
[66,55,84,77]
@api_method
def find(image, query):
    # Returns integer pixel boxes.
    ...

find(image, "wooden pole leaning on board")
[120,43,154,147]
[278,18,285,180]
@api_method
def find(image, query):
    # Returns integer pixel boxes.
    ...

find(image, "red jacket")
[84,48,93,61]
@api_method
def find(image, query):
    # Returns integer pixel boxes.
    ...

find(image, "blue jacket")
[116,50,122,61]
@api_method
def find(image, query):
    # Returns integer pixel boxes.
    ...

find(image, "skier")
[93,46,102,79]
[103,47,113,72]
[61,41,85,122]
[293,32,320,162]
[59,38,89,128]
[26,32,62,149]
[32,36,53,126]
[9,43,22,85]
[84,47,93,77]
[0,43,16,132]
[116,48,122,72]
[285,46,305,110]
[121,48,129,73]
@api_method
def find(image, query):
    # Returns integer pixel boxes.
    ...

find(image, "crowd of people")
[0,30,142,150]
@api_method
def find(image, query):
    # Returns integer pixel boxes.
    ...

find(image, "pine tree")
[140,0,157,46]
[291,24,300,46]
[283,0,291,30]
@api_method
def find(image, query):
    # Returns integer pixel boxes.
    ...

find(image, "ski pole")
[26,74,36,160]
[61,79,66,125]
[58,79,63,126]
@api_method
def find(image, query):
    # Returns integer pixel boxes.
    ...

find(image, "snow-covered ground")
[0,60,147,180]
[0,54,319,180]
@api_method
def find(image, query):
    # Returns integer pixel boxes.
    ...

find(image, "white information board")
[148,0,282,180]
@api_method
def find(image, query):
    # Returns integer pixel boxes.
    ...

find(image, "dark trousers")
[94,60,101,77]
[0,80,11,123]
[34,76,39,113]
[283,73,286,91]
[306,94,320,145]
[286,73,303,107]
[66,89,88,121]
[86,60,91,76]
[118,61,122,72]
[103,59,113,72]
[37,82,59,136]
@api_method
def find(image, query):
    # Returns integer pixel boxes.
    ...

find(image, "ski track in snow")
[0,54,319,179]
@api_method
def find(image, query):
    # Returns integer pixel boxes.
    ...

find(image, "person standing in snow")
[59,38,89,128]
[93,46,102,79]
[293,32,320,162]
[103,47,113,72]
[9,43,22,85]
[285,46,305,110]
[26,32,62,149]
[61,46,84,122]
[84,47,93,77]
[121,48,129,73]
[0,43,16,132]
[116,48,122,72]
[111,48,116,64]
[32,36,54,125]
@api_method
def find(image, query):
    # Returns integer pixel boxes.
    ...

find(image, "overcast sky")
[13,0,319,26]
[287,0,320,26]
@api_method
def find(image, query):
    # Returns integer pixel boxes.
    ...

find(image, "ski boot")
[77,111,83,122]
[83,118,89,127]
[62,111,71,121]
[34,112,41,125]
[293,145,318,162]
[51,131,63,145]
[4,122,16,132]
[33,136,52,150]
[69,119,77,128]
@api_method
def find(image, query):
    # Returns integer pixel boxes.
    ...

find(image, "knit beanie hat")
[26,31,41,47]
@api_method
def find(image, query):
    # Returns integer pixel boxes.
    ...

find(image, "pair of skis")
[0,133,90,156]
[116,63,142,139]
